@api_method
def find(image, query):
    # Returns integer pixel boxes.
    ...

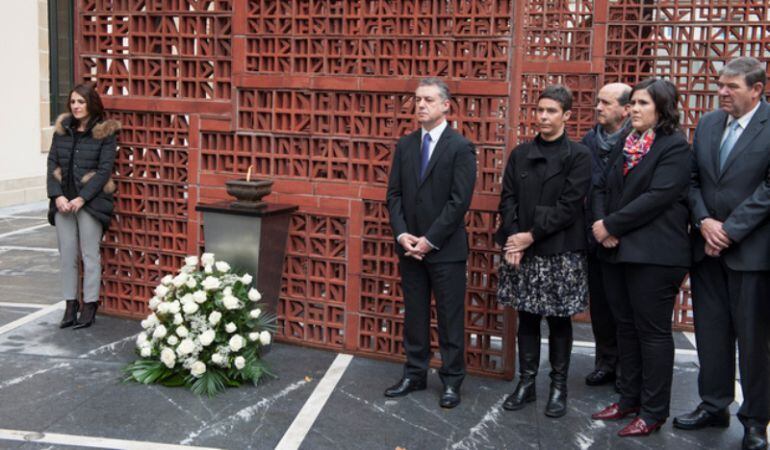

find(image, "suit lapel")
[719,102,769,179]
[708,112,727,178]
[419,127,453,186]
[407,131,422,184]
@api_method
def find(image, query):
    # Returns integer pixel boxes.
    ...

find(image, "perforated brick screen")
[77,0,770,378]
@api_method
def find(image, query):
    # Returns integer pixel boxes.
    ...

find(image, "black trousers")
[691,257,770,428]
[399,257,466,388]
[587,252,617,372]
[602,262,687,422]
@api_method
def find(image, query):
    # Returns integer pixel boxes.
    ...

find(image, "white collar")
[421,120,448,143]
[728,101,761,130]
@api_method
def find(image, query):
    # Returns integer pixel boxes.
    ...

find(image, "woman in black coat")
[495,85,592,418]
[591,78,691,436]
[46,82,119,329]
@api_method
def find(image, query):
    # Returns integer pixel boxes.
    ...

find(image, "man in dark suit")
[384,78,477,409]
[581,82,631,388]
[675,57,770,450]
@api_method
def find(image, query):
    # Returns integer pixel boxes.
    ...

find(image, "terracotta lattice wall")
[76,0,770,379]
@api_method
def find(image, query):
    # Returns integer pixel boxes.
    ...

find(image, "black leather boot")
[73,302,98,329]
[59,300,79,328]
[503,334,540,411]
[545,332,572,418]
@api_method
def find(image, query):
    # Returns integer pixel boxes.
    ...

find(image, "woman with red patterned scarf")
[590,78,691,437]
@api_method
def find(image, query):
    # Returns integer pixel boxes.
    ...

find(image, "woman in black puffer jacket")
[46,82,120,329]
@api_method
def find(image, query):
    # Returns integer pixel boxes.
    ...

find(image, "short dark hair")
[538,84,573,112]
[617,89,631,106]
[720,57,767,89]
[68,82,105,127]
[417,77,451,101]
[630,78,681,134]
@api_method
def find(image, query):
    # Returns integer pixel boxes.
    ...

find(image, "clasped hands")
[503,232,534,269]
[55,196,85,214]
[398,233,434,261]
[592,220,619,248]
[700,218,730,257]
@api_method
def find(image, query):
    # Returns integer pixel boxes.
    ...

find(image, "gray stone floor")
[0,203,750,449]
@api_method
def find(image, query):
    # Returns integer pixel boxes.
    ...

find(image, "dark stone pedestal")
[196,201,297,315]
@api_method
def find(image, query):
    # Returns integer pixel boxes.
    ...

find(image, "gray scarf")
[595,120,631,161]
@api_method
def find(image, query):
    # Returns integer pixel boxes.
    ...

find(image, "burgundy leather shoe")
[592,403,640,420]
[618,417,665,437]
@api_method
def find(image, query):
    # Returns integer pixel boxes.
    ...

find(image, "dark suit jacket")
[593,130,691,267]
[689,101,770,271]
[494,136,592,256]
[386,126,477,263]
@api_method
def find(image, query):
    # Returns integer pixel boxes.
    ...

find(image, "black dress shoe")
[585,369,616,386]
[672,407,730,430]
[384,378,426,398]
[440,386,460,409]
[743,426,768,450]
[73,302,98,330]
[59,300,79,328]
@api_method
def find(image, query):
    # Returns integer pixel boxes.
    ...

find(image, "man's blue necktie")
[420,133,432,180]
[719,120,741,170]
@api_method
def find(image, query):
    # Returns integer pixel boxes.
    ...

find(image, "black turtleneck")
[535,132,567,161]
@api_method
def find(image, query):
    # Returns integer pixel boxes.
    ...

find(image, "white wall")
[0,1,49,206]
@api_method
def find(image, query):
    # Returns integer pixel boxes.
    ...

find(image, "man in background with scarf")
[581,82,632,389]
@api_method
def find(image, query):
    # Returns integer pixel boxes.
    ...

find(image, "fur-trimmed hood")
[54,113,121,140]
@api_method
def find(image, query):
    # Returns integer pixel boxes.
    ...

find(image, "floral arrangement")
[124,252,276,396]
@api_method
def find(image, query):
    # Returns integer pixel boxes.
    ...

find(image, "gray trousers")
[55,210,103,303]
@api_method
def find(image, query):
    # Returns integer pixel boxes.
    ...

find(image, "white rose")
[140,347,152,358]
[182,302,199,315]
[190,361,206,377]
[204,265,213,274]
[161,275,174,286]
[171,301,183,314]
[229,335,245,352]
[192,290,208,304]
[172,272,189,288]
[250,308,262,319]
[185,277,197,289]
[184,255,199,267]
[160,347,176,368]
[241,274,253,285]
[223,287,232,296]
[223,295,241,310]
[211,353,224,365]
[141,313,159,329]
[259,331,272,346]
[167,335,179,346]
[155,285,170,297]
[202,276,221,291]
[148,297,161,310]
[248,332,259,341]
[136,332,148,347]
[180,293,194,305]
[176,338,195,356]
[225,322,237,333]
[234,356,246,370]
[173,313,183,325]
[199,329,216,346]
[208,311,222,326]
[176,325,189,338]
[201,253,215,266]
[248,288,262,302]
[157,303,170,315]
[215,261,231,273]
[152,325,167,340]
